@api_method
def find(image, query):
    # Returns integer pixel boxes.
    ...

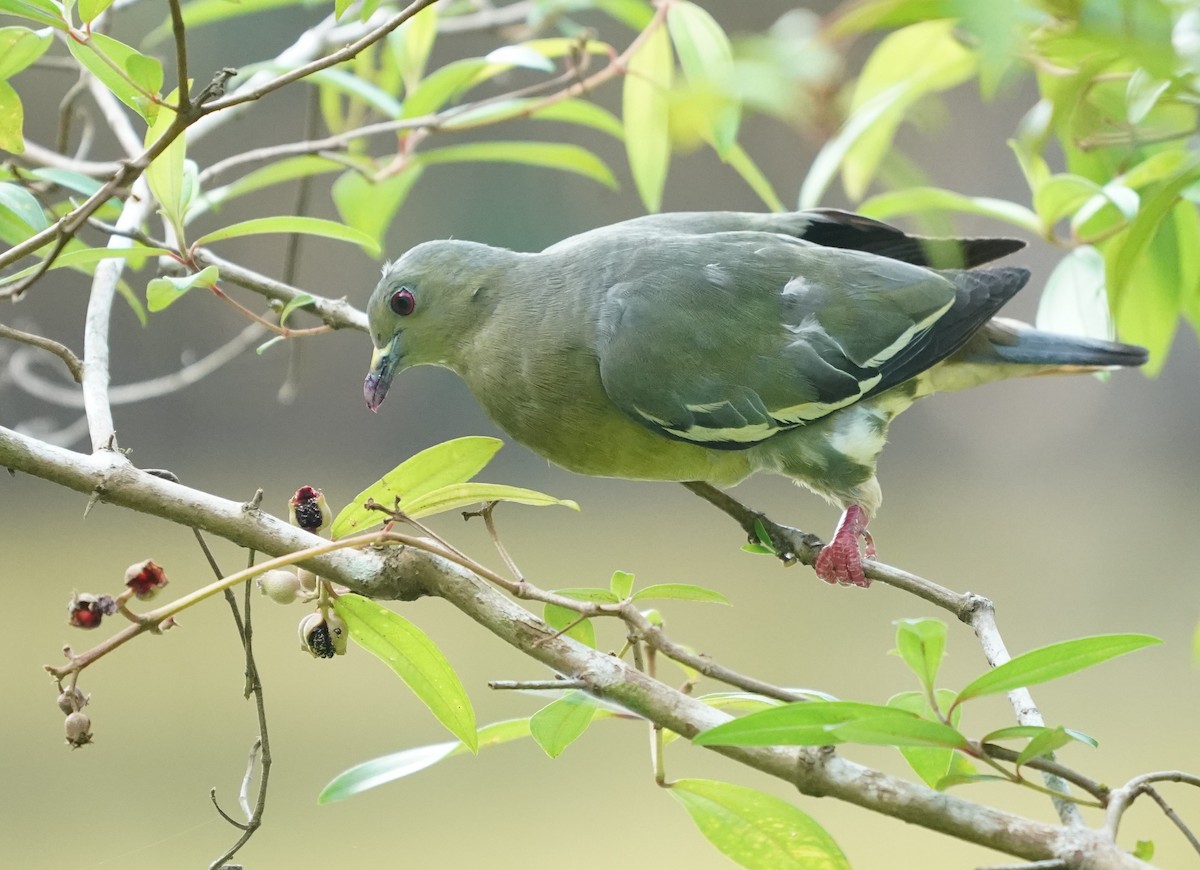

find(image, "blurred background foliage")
[1,0,1199,867]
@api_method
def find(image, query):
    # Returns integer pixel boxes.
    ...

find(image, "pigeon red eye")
[389,287,415,316]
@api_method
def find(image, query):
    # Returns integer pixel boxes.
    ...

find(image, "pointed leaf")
[334,593,477,752]
[0,80,22,154]
[196,155,343,214]
[67,33,163,122]
[319,718,532,803]
[0,0,64,29]
[694,701,915,747]
[389,4,438,91]
[667,1,739,155]
[955,634,1162,707]
[144,97,185,232]
[146,265,218,312]
[543,604,595,648]
[670,779,850,870]
[331,436,503,538]
[632,583,730,605]
[1014,725,1076,767]
[530,691,598,757]
[831,716,970,750]
[0,26,52,78]
[415,141,617,189]
[402,482,579,519]
[889,689,960,787]
[893,618,946,693]
[332,166,424,248]
[193,216,381,257]
[0,181,46,231]
[486,43,555,73]
[623,23,672,211]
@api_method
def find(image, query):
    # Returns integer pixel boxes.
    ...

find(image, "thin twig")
[0,323,83,383]
[166,0,190,109]
[489,679,588,691]
[1143,785,1200,858]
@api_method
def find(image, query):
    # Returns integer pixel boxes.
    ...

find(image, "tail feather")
[971,317,1149,369]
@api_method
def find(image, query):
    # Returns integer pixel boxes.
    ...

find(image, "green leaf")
[840,20,976,200]
[530,691,598,758]
[955,634,1162,707]
[486,43,555,73]
[67,33,163,123]
[144,97,186,235]
[402,481,580,518]
[857,186,1040,234]
[389,4,438,91]
[741,543,776,556]
[77,0,115,22]
[278,292,315,326]
[893,618,946,693]
[196,155,343,214]
[723,143,784,212]
[832,715,970,750]
[0,26,52,78]
[402,57,489,118]
[330,436,503,538]
[308,67,404,117]
[631,583,730,605]
[1125,69,1170,125]
[670,779,850,870]
[623,23,672,211]
[0,244,170,289]
[146,265,218,312]
[193,215,381,257]
[334,593,477,752]
[332,166,424,248]
[935,772,1007,790]
[0,0,65,29]
[694,700,917,747]
[1013,725,1076,767]
[415,141,617,189]
[0,181,46,231]
[1034,174,1103,228]
[543,603,595,648]
[0,79,22,154]
[1035,246,1115,342]
[889,690,961,787]
[1134,840,1155,861]
[982,724,1098,750]
[531,99,625,139]
[667,1,739,156]
[319,718,531,803]
[609,570,635,599]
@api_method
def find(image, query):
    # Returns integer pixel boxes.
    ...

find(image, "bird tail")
[970,318,1149,370]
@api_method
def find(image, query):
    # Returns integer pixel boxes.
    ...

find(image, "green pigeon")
[364,210,1147,587]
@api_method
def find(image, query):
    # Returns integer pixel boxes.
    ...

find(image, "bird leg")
[814,505,872,588]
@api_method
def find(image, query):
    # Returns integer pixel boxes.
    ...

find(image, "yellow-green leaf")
[334,593,477,752]
[193,215,381,257]
[403,482,579,519]
[623,24,672,212]
[0,26,52,78]
[0,79,22,154]
[530,691,597,758]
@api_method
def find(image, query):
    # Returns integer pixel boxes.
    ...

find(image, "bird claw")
[814,505,871,588]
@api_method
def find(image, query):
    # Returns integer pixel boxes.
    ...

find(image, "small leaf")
[622,23,672,211]
[67,33,163,122]
[955,634,1162,707]
[694,700,916,747]
[334,593,477,752]
[1034,173,1103,227]
[609,570,635,599]
[935,773,1007,790]
[889,689,960,787]
[278,292,315,326]
[330,436,503,538]
[667,1,739,155]
[530,691,598,758]
[831,716,970,750]
[741,543,776,555]
[670,779,850,870]
[319,718,531,803]
[543,603,595,648]
[0,181,46,231]
[485,43,555,73]
[0,26,52,78]
[389,3,438,91]
[1014,726,1075,767]
[632,583,730,605]
[0,244,170,289]
[332,166,424,248]
[415,141,617,189]
[193,216,381,257]
[402,57,488,118]
[0,79,23,154]
[1134,840,1155,861]
[146,265,218,312]
[1035,246,1115,341]
[144,97,186,234]
[402,482,580,519]
[893,618,947,693]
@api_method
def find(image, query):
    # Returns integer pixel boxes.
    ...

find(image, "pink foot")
[814,505,872,588]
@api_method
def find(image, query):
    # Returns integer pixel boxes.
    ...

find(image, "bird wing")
[593,232,984,449]
[547,209,1023,269]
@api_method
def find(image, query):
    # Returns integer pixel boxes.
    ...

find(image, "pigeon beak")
[364,334,403,412]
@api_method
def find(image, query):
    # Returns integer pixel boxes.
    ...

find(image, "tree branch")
[0,424,1153,869]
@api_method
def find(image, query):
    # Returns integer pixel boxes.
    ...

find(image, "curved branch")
[0,424,1153,870]
[0,322,83,383]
